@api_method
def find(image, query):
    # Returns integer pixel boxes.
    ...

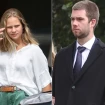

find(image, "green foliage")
[53,0,105,51]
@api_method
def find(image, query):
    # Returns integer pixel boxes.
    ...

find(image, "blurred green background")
[53,0,105,52]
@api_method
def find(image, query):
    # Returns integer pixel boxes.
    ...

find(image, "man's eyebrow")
[70,17,84,19]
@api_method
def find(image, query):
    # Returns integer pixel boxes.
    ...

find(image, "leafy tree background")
[53,0,105,52]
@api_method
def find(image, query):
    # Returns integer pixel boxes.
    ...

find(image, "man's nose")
[72,20,78,26]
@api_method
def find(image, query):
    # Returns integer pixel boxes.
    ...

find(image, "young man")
[52,1,105,105]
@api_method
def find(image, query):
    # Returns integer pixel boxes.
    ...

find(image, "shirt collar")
[76,36,95,50]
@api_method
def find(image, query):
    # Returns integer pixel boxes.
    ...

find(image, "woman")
[0,8,52,105]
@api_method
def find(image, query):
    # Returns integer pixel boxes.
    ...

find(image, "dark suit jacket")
[52,39,105,105]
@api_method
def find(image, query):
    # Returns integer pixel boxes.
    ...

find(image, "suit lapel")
[66,42,76,82]
[74,39,104,84]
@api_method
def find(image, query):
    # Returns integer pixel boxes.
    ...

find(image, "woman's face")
[6,16,23,43]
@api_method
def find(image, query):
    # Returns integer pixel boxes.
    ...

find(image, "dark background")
[0,0,51,58]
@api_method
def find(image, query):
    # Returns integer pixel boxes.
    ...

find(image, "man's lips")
[73,29,80,32]
[73,29,79,30]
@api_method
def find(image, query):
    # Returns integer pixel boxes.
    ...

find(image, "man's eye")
[77,18,83,21]
[71,18,74,21]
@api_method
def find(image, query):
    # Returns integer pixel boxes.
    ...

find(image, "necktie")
[73,46,86,79]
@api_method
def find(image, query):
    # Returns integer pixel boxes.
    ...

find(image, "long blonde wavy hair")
[0,8,38,52]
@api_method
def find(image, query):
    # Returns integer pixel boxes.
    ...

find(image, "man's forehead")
[71,9,87,17]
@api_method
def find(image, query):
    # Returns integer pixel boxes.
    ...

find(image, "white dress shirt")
[0,44,52,96]
[73,36,95,68]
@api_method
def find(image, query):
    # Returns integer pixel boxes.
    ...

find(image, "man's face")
[71,9,91,39]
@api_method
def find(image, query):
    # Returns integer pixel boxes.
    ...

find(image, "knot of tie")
[78,46,86,53]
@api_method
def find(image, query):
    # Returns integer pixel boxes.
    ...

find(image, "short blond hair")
[72,0,100,28]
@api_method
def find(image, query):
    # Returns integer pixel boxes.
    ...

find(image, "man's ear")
[90,19,96,28]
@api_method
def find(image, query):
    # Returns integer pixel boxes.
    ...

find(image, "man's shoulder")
[59,45,71,53]
[96,38,105,48]
[57,43,75,57]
